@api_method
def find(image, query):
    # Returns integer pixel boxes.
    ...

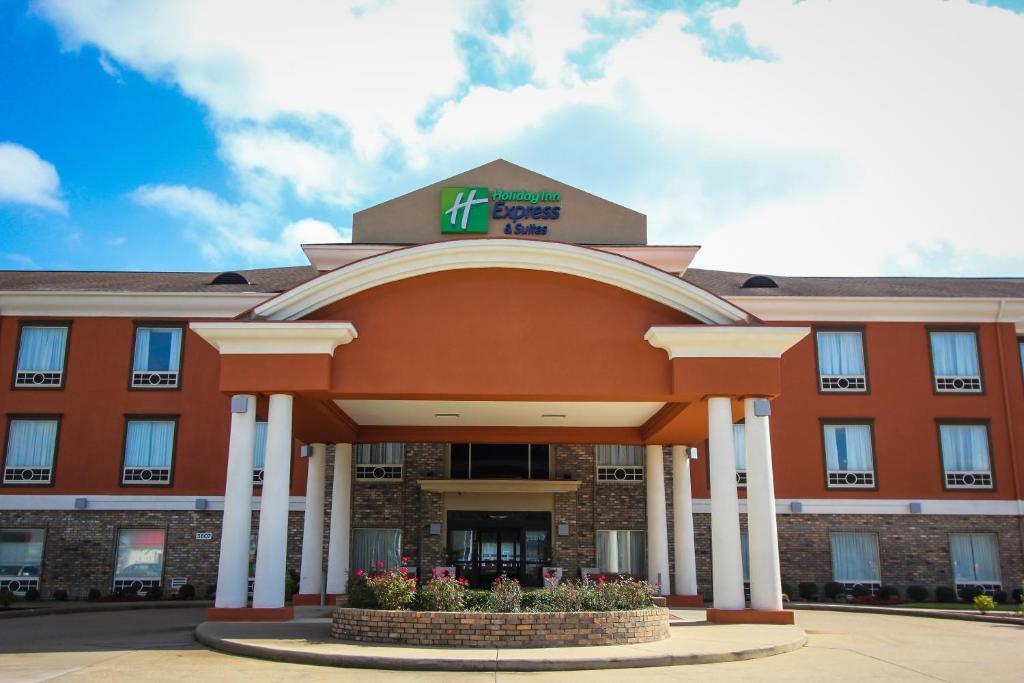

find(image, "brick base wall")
[330,606,669,647]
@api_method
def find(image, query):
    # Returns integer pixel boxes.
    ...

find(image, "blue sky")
[1,0,1022,276]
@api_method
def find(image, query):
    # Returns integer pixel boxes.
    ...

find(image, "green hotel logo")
[440,187,489,233]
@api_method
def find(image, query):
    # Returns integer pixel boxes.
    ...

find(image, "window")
[950,533,1001,596]
[930,330,982,392]
[351,528,402,572]
[596,445,643,481]
[14,325,68,388]
[0,529,44,595]
[252,421,267,485]
[817,330,867,392]
[122,419,176,484]
[1018,338,1023,384]
[595,530,646,576]
[939,423,992,489]
[355,443,404,480]
[3,418,59,485]
[733,424,747,486]
[131,326,183,388]
[831,532,881,591]
[823,423,875,488]
[740,531,751,599]
[449,443,549,479]
[113,528,166,592]
[247,531,257,595]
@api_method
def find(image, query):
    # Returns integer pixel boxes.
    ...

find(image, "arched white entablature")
[251,239,754,324]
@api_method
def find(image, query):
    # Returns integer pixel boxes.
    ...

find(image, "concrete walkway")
[194,608,807,671]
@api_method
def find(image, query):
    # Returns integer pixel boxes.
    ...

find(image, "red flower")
[442,569,449,577]
[544,571,552,579]
[597,575,606,584]
[402,556,409,563]
[355,569,363,577]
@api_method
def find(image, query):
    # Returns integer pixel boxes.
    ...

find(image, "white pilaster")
[298,443,327,597]
[252,393,293,609]
[644,445,671,596]
[672,446,698,596]
[744,398,783,611]
[214,394,256,609]
[708,396,745,610]
[326,443,353,595]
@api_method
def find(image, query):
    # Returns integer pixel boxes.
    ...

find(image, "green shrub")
[850,584,871,598]
[0,589,14,607]
[24,588,40,601]
[346,572,377,608]
[416,574,467,612]
[823,581,846,600]
[463,589,489,611]
[1012,587,1023,604]
[973,594,995,613]
[178,583,196,600]
[521,589,557,612]
[798,582,819,600]
[781,582,796,601]
[486,575,523,612]
[877,585,900,601]
[144,585,163,601]
[958,585,984,603]
[906,585,929,602]
[593,576,656,610]
[992,589,1008,604]
[87,588,101,602]
[935,586,957,602]
[284,568,299,602]
[53,589,69,601]
[366,568,416,610]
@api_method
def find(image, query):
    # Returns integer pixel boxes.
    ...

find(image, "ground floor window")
[733,424,747,486]
[951,533,1000,595]
[351,528,401,572]
[595,529,646,576]
[830,532,880,589]
[113,528,166,593]
[0,528,44,595]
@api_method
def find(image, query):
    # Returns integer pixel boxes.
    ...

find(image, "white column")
[252,393,293,609]
[672,446,698,596]
[325,443,353,595]
[214,394,256,609]
[298,443,327,597]
[708,396,745,610]
[744,398,784,611]
[644,445,671,596]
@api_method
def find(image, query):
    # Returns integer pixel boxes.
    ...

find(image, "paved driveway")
[0,607,1021,682]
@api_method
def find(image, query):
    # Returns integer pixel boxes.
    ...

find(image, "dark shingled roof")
[683,268,1024,299]
[0,266,319,294]
[1,264,1022,299]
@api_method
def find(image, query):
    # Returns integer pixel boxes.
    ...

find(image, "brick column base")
[205,607,294,622]
[706,608,794,625]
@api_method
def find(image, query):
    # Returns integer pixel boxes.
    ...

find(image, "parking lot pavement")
[0,606,1021,682]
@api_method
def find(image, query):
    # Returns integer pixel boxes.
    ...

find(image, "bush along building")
[0,160,1022,621]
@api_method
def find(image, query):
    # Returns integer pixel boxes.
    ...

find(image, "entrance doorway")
[446,511,551,588]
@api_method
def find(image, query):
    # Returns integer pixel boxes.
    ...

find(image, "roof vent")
[210,272,250,285]
[741,275,778,289]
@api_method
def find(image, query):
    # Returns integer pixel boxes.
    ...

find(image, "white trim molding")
[728,296,1024,332]
[257,239,752,324]
[0,494,307,512]
[189,321,358,355]
[418,479,582,494]
[691,498,1024,516]
[644,325,810,358]
[0,291,272,318]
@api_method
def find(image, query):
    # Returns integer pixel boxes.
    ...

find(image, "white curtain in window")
[950,533,1000,583]
[930,332,980,376]
[940,425,990,472]
[355,443,404,465]
[17,327,67,372]
[817,331,865,375]
[351,528,402,571]
[5,420,58,467]
[595,445,643,466]
[824,425,873,471]
[252,421,268,468]
[831,532,880,582]
[124,421,175,467]
[133,327,182,373]
[740,532,750,582]
[596,530,646,575]
[733,424,746,470]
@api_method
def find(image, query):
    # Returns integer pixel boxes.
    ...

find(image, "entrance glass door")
[447,511,551,588]
[478,529,521,587]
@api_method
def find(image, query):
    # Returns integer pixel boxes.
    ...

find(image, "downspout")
[994,300,1024,561]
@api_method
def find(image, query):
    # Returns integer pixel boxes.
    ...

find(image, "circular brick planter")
[331,606,670,648]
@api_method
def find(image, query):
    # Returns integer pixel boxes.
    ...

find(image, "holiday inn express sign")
[441,187,562,236]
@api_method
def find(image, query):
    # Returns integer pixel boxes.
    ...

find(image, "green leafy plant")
[87,588,101,601]
[178,583,196,600]
[416,573,468,611]
[992,589,1008,604]
[144,585,163,601]
[0,589,14,608]
[906,585,929,602]
[345,571,377,608]
[53,589,69,601]
[822,582,845,601]
[958,585,984,603]
[973,594,995,614]
[486,574,523,612]
[799,582,820,601]
[365,567,417,610]
[24,588,40,601]
[935,586,957,602]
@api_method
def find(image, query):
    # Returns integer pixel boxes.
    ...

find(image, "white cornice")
[644,325,810,359]
[728,296,1024,332]
[0,494,307,511]
[692,498,1024,516]
[418,479,582,494]
[189,321,358,355]
[0,291,272,318]
[259,239,752,324]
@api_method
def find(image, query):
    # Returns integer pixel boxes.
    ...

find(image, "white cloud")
[132,184,348,263]
[37,0,1024,275]
[0,142,67,213]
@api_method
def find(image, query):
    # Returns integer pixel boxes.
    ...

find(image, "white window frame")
[355,443,404,481]
[121,419,176,485]
[130,325,184,389]
[939,423,993,490]
[950,532,1001,597]
[929,330,982,393]
[0,528,45,595]
[816,329,867,393]
[595,445,644,482]
[595,529,647,576]
[14,324,69,388]
[3,417,59,485]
